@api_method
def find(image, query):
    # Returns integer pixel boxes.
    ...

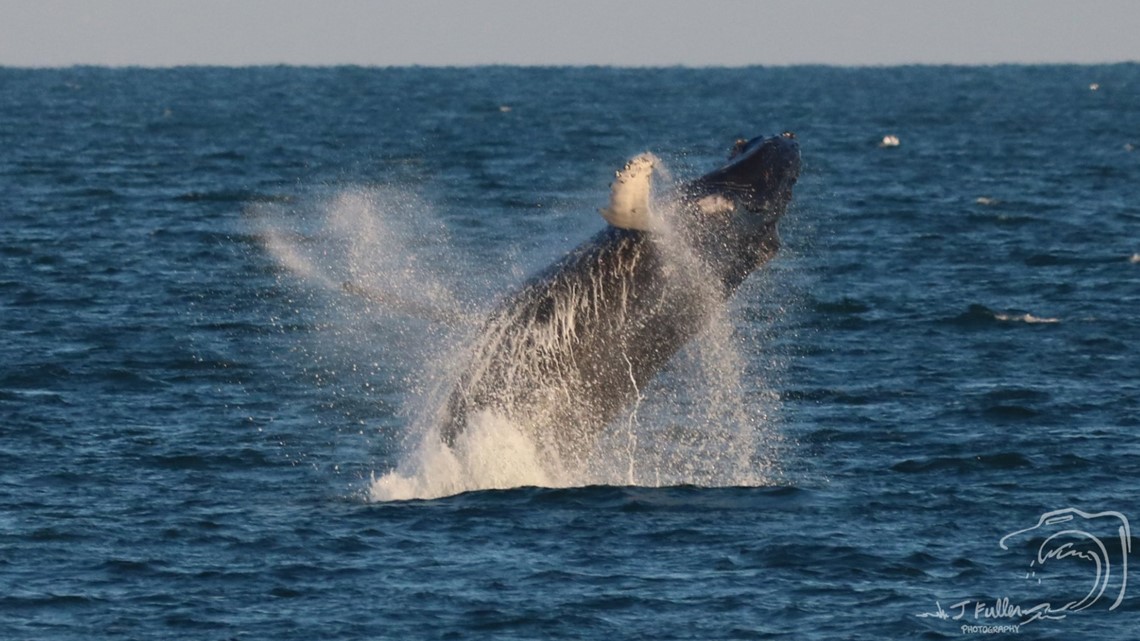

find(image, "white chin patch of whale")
[696,194,735,215]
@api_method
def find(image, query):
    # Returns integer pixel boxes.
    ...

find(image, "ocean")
[1,65,1138,639]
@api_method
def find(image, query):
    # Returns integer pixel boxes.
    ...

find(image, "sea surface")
[2,65,1138,639]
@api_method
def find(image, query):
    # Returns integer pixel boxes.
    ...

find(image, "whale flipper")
[599,152,659,231]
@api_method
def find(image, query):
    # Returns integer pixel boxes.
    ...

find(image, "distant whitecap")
[994,312,1060,324]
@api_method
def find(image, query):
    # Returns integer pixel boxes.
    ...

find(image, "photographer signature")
[917,508,1131,628]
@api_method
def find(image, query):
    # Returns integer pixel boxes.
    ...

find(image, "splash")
[583,201,779,490]
[255,188,463,325]
[256,172,786,502]
[370,412,573,501]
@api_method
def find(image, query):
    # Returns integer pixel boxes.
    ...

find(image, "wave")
[949,303,1059,326]
[892,452,1034,474]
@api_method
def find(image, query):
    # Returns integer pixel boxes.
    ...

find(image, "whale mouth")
[688,133,801,220]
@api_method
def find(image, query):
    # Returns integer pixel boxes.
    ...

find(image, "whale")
[439,133,801,465]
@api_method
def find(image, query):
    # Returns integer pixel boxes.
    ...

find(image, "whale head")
[688,132,801,225]
[680,132,801,289]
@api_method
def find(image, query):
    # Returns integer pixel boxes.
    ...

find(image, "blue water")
[2,65,1138,639]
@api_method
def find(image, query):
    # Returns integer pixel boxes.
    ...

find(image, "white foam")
[994,312,1059,324]
[370,412,571,501]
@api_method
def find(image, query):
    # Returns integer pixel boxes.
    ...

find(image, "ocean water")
[2,65,1138,639]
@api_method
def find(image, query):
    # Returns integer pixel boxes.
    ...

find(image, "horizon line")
[3,60,1138,71]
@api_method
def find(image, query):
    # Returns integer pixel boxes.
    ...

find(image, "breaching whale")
[439,133,801,465]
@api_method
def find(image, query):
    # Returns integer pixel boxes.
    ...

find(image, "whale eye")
[728,139,748,159]
[781,131,796,139]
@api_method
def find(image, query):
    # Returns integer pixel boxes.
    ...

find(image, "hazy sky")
[2,0,1138,67]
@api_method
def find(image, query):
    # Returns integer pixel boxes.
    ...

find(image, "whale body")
[440,133,801,465]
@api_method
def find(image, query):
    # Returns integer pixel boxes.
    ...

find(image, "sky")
[1,0,1138,68]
